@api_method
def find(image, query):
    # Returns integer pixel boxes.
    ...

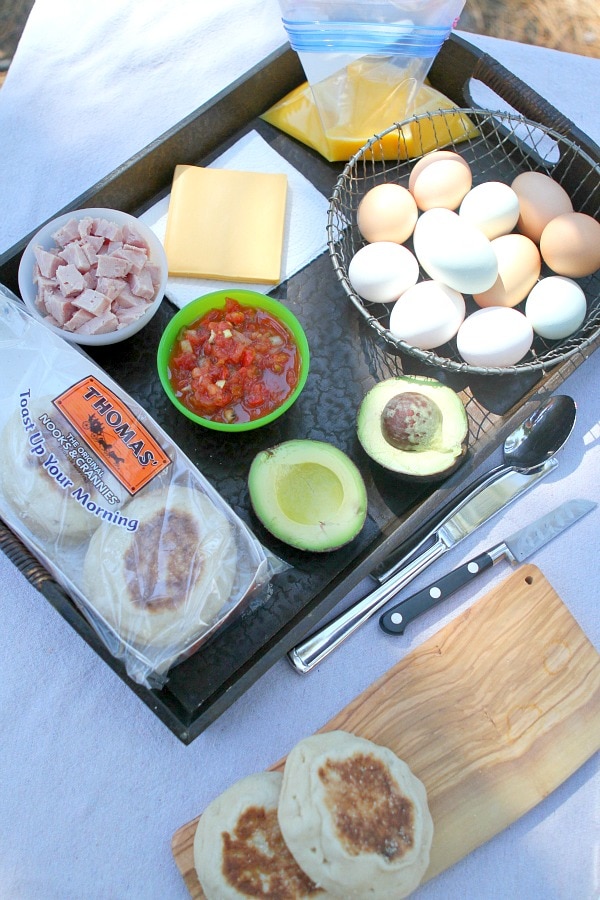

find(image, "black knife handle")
[379,551,495,635]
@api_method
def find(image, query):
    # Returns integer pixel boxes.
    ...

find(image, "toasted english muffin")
[193,771,328,899]
[83,485,237,649]
[277,730,434,899]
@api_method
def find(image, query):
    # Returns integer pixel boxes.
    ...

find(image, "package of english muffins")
[0,285,286,687]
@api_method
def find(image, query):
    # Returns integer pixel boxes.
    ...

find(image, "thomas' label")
[54,376,171,494]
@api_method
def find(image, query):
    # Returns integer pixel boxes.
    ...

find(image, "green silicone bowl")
[157,289,310,432]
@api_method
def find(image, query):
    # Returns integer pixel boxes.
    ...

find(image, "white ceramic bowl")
[18,207,168,346]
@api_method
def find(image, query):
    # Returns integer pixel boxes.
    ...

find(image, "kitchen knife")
[380,498,596,635]
[287,456,557,674]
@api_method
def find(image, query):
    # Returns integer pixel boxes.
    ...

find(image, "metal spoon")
[288,394,577,674]
[503,393,577,470]
[373,393,576,583]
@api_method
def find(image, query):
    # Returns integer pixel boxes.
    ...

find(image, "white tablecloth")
[1,4,599,898]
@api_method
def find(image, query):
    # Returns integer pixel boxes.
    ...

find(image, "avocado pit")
[357,375,468,481]
[381,392,443,451]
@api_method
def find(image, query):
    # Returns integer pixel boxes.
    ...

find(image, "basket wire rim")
[326,106,600,376]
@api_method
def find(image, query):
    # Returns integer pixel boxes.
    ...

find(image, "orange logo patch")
[54,376,171,494]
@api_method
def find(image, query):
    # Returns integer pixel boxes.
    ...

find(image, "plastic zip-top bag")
[0,285,286,688]
[279,0,466,143]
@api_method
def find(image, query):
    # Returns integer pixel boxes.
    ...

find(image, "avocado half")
[357,375,468,481]
[248,439,368,552]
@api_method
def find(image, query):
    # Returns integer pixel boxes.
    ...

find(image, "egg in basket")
[327,108,600,375]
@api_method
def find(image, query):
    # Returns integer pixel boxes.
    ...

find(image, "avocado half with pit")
[357,375,468,481]
[248,439,368,552]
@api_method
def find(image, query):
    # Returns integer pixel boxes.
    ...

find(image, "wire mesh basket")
[327,107,600,375]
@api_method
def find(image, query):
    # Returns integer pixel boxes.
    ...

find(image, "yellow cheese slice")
[163,164,288,283]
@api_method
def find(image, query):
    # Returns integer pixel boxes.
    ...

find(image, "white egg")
[525,276,587,339]
[457,306,534,367]
[348,241,419,303]
[389,281,465,350]
[459,181,520,239]
[412,208,498,294]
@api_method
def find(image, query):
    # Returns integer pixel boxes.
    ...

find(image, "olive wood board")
[171,564,600,896]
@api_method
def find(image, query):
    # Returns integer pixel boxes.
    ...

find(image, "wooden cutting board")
[172,565,600,896]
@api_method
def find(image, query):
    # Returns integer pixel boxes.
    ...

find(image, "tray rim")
[327,106,600,375]
[1,34,598,744]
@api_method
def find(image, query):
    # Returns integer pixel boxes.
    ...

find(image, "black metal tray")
[1,35,598,743]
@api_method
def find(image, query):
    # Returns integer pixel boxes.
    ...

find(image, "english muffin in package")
[0,287,285,687]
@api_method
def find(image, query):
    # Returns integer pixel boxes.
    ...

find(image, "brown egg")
[511,172,573,243]
[357,183,418,244]
[473,234,541,308]
[540,212,600,277]
[408,150,472,211]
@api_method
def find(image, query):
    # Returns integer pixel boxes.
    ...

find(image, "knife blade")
[372,394,577,584]
[287,456,557,674]
[379,498,596,635]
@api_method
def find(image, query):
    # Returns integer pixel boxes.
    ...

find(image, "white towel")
[0,0,287,255]
[140,130,330,307]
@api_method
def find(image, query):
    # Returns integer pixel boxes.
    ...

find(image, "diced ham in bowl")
[18,208,168,346]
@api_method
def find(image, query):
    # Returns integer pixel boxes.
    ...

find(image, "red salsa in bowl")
[157,290,310,432]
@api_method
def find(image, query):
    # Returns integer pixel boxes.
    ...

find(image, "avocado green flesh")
[357,376,468,479]
[276,462,345,525]
[248,440,367,552]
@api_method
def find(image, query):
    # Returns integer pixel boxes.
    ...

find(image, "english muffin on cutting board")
[193,731,433,899]
[278,731,433,898]
[193,771,329,899]
[173,567,600,898]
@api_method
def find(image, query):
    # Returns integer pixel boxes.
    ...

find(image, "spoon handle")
[287,457,558,675]
[372,463,508,584]
[287,536,448,674]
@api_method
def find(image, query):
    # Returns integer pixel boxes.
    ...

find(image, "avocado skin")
[357,376,469,482]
